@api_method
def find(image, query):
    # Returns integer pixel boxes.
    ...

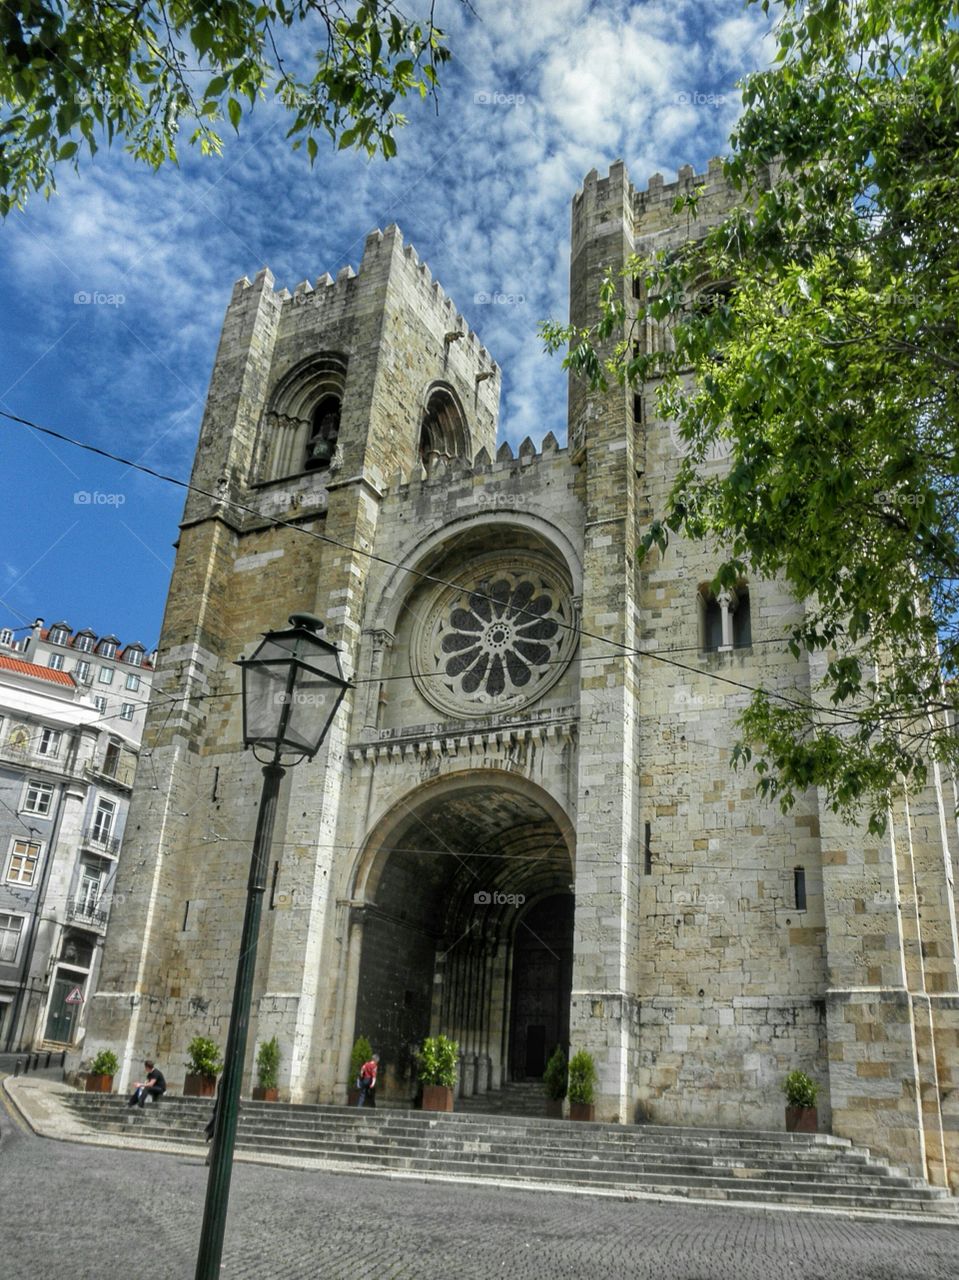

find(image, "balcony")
[66,900,108,931]
[81,826,120,856]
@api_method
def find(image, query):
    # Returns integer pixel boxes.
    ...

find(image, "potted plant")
[417,1034,458,1112]
[85,1049,119,1093]
[253,1036,280,1101]
[783,1070,819,1132]
[184,1036,222,1097]
[348,1034,372,1106]
[568,1049,597,1121]
[543,1045,567,1119]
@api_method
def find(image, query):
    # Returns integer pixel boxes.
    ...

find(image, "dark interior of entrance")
[509,894,573,1079]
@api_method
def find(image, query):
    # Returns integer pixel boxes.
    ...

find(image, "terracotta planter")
[421,1084,454,1112]
[85,1073,113,1093]
[785,1105,818,1133]
[569,1101,595,1122]
[545,1098,564,1119]
[184,1073,217,1098]
[252,1086,279,1102]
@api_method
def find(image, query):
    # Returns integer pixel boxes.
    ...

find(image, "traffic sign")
[65,986,84,1004]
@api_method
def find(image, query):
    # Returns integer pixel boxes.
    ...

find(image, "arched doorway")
[352,774,573,1102]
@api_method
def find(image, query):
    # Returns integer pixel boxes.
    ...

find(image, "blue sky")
[0,0,774,649]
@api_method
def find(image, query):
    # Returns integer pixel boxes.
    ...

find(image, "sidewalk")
[2,1074,204,1158]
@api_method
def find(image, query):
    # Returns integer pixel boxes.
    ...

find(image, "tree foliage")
[544,0,959,833]
[0,0,453,213]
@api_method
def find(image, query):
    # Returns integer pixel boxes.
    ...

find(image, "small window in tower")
[794,867,807,911]
[304,395,341,471]
[633,393,643,425]
[702,595,723,652]
[733,589,752,648]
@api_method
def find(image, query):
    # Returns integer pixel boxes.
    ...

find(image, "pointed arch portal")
[352,774,574,1101]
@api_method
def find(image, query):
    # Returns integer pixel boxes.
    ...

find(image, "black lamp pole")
[194,615,349,1280]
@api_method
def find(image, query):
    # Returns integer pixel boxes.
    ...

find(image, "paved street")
[2,1090,957,1280]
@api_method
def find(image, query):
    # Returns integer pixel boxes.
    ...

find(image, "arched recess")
[259,353,347,480]
[349,770,575,1101]
[369,511,584,640]
[419,382,470,468]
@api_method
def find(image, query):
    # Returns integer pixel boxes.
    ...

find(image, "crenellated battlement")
[231,226,499,378]
[384,429,567,500]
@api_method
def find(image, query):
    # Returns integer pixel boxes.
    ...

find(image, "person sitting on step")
[127,1059,166,1108]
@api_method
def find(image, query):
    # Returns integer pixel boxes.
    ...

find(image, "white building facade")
[0,621,153,1052]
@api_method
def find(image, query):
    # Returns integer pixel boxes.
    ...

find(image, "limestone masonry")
[84,160,959,1194]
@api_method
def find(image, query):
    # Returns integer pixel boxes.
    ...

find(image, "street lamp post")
[195,614,351,1280]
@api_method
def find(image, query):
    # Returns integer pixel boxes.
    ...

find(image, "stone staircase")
[457,1082,547,1117]
[64,1093,959,1218]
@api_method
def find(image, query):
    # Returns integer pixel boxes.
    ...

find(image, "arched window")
[419,385,469,468]
[260,353,348,481]
[700,582,751,652]
[304,394,341,471]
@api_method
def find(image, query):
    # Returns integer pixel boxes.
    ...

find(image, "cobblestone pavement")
[3,1089,957,1280]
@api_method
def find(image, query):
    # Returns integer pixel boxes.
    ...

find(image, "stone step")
[88,1116,919,1180]
[64,1095,958,1216]
[101,1120,906,1177]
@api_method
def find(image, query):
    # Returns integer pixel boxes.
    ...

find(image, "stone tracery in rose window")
[413,555,577,718]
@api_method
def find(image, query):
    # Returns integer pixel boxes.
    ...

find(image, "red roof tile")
[0,654,77,687]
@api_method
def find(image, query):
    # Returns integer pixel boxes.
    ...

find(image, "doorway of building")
[508,893,574,1079]
[44,972,83,1043]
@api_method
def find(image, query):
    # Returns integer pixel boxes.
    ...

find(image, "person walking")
[356,1053,379,1107]
[127,1059,166,1107]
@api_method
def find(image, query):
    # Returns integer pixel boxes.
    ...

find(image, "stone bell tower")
[83,227,500,1091]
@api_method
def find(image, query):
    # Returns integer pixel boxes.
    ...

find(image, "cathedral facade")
[84,160,959,1192]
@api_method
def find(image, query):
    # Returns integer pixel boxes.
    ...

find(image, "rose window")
[413,555,577,718]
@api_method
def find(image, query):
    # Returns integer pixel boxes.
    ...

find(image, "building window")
[702,595,724,652]
[78,864,103,914]
[93,696,108,714]
[98,641,117,659]
[92,798,116,844]
[48,653,64,671]
[0,628,13,647]
[126,648,143,667]
[49,626,69,646]
[794,867,807,912]
[98,666,114,685]
[119,703,134,721]
[0,913,24,963]
[125,673,140,691]
[38,727,61,757]
[304,395,341,471]
[419,385,469,468]
[74,633,95,653]
[74,660,91,684]
[700,583,752,652]
[23,780,54,816]
[7,839,42,886]
[102,740,120,777]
